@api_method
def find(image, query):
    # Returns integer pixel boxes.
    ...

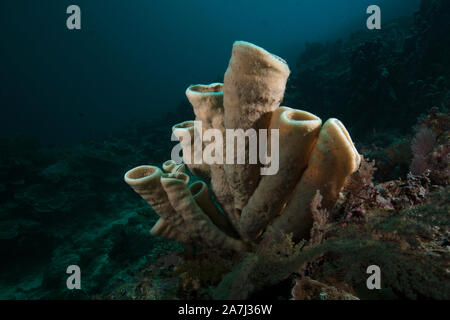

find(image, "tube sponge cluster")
[124,41,361,251]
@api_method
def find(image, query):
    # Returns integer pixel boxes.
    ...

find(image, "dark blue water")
[0,0,419,145]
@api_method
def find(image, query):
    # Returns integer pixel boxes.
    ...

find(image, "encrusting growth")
[124,41,361,252]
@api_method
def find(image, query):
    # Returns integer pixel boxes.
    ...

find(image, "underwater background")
[0,0,449,299]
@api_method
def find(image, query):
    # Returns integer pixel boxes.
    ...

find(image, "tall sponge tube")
[223,41,291,210]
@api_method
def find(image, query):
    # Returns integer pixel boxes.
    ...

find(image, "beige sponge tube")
[223,41,291,210]
[172,121,210,178]
[240,108,322,240]
[186,83,225,132]
[271,119,361,241]
[150,218,191,243]
[189,181,239,239]
[224,41,291,130]
[124,165,187,237]
[185,84,235,223]
[161,172,247,252]
[162,159,185,174]
[209,167,237,230]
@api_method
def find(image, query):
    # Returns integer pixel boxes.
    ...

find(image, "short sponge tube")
[186,83,225,132]
[271,118,361,241]
[124,165,172,215]
[124,165,187,238]
[172,121,210,178]
[162,159,185,173]
[240,107,322,240]
[150,217,191,243]
[189,181,239,238]
[185,83,234,224]
[161,173,246,252]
